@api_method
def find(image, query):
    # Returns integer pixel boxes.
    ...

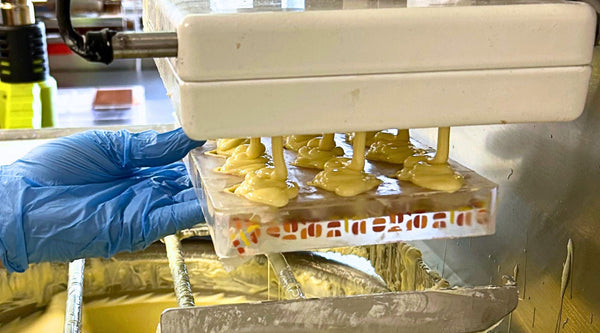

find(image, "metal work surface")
[412,46,600,332]
[0,241,392,329]
[51,68,176,126]
[160,286,518,333]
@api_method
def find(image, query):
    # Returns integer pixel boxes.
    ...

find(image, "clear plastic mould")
[188,135,497,259]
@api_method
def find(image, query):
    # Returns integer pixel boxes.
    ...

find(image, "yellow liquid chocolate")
[396,127,464,193]
[395,153,428,179]
[366,130,421,165]
[403,162,463,192]
[232,137,299,207]
[293,134,344,169]
[216,138,249,157]
[371,131,399,143]
[217,138,270,176]
[284,135,318,152]
[346,131,378,146]
[309,132,381,197]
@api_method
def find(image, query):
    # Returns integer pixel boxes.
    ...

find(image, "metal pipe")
[64,258,85,333]
[112,32,178,59]
[266,253,305,300]
[178,224,211,240]
[164,234,195,307]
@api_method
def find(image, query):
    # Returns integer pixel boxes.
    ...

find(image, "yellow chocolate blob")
[366,142,418,164]
[217,138,270,176]
[230,137,298,207]
[346,131,378,146]
[216,138,249,157]
[404,162,464,193]
[395,153,429,180]
[284,135,318,152]
[366,130,423,164]
[232,167,299,207]
[370,131,397,143]
[309,161,381,197]
[294,146,344,169]
[310,132,381,196]
[293,134,344,169]
[396,127,464,193]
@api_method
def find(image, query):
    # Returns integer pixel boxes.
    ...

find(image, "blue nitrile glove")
[0,128,205,272]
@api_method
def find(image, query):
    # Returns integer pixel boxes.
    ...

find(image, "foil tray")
[188,135,497,259]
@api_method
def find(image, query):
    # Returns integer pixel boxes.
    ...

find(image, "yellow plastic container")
[0,76,56,129]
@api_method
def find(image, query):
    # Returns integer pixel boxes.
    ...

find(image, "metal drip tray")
[0,240,517,332]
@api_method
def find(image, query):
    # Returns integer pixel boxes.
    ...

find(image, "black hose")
[55,0,116,64]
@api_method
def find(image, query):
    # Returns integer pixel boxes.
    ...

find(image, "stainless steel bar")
[63,258,85,333]
[266,253,305,300]
[177,224,211,240]
[164,234,195,307]
[112,32,178,59]
[160,286,519,333]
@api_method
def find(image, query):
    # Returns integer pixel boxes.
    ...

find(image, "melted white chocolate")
[206,138,250,158]
[293,134,344,169]
[284,135,318,152]
[403,162,463,192]
[217,138,270,176]
[231,137,298,207]
[396,127,464,193]
[309,132,381,197]
[371,131,399,143]
[395,153,429,180]
[366,130,421,164]
[216,138,249,156]
[346,131,378,146]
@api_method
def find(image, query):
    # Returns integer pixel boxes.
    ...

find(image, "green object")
[0,76,56,129]
[39,76,57,128]
[0,19,55,129]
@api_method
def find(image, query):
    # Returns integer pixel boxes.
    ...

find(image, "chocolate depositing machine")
[44,0,599,331]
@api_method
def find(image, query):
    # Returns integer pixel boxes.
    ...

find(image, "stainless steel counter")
[52,67,176,126]
[412,46,600,332]
[0,66,176,160]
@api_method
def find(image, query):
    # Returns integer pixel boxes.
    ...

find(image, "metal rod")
[112,32,178,59]
[64,258,85,333]
[177,224,211,240]
[164,234,195,307]
[266,253,305,300]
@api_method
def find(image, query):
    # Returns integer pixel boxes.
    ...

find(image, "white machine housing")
[144,0,596,140]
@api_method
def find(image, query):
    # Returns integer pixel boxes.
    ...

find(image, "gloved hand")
[0,127,205,272]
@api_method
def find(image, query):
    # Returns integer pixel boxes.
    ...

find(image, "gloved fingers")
[133,162,188,179]
[9,128,203,186]
[134,163,194,195]
[10,135,125,185]
[173,188,199,203]
[21,172,200,264]
[148,200,205,236]
[107,127,205,169]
